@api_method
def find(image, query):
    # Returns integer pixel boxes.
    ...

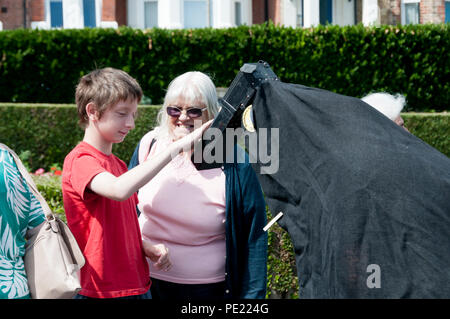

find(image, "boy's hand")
[142,240,172,271]
[172,119,213,154]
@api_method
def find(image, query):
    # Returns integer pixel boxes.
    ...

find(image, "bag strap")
[144,138,157,163]
[0,143,53,220]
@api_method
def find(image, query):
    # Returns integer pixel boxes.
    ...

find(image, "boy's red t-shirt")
[62,141,150,298]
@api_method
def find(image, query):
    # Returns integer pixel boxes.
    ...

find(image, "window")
[83,0,96,28]
[50,0,63,28]
[235,1,242,26]
[209,0,214,27]
[296,0,304,27]
[402,0,420,24]
[184,0,207,28]
[319,0,332,25]
[144,0,158,28]
[445,0,450,23]
[405,3,419,24]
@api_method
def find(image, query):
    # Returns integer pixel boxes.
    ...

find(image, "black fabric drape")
[251,80,450,298]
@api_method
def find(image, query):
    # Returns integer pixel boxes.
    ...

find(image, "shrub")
[0,24,448,111]
[32,174,65,222]
[0,103,160,171]
[266,209,299,299]
[1,103,448,171]
[403,113,450,158]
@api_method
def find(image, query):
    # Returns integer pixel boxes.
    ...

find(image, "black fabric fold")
[251,80,450,298]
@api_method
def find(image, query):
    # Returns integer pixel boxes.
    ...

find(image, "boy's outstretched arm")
[88,120,212,201]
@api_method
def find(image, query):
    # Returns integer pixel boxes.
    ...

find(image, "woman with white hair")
[361,92,409,131]
[128,71,267,300]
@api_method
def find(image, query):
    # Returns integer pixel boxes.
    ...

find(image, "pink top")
[138,131,227,284]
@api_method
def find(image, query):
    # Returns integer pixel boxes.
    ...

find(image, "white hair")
[155,71,219,139]
[361,92,406,121]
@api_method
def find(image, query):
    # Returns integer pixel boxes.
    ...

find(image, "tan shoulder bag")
[0,143,85,299]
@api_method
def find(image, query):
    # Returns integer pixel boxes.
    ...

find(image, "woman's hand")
[142,240,172,271]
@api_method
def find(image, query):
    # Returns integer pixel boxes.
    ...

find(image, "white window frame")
[127,0,250,30]
[183,0,211,29]
[144,0,159,28]
[34,0,102,29]
[401,0,420,25]
[332,0,355,26]
[207,0,214,27]
[234,0,242,26]
[128,0,161,29]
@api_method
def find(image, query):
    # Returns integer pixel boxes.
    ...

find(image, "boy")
[62,68,210,298]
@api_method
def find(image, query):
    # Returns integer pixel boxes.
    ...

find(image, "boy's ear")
[86,102,99,121]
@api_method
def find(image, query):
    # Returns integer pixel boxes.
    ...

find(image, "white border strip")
[263,212,284,232]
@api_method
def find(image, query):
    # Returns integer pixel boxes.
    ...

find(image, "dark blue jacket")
[128,142,268,299]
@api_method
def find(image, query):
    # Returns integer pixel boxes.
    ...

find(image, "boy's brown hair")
[76,67,143,128]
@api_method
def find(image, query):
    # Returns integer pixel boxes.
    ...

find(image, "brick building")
[0,0,32,29]
[264,0,449,27]
[0,0,448,30]
[0,0,126,30]
[375,0,447,25]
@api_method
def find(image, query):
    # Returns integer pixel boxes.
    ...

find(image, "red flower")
[54,170,62,176]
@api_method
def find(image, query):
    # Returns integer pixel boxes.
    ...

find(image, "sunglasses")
[166,106,207,119]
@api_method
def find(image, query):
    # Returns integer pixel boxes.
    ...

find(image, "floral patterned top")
[0,146,45,299]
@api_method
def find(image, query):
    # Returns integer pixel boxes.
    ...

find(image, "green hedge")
[0,24,448,111]
[0,104,159,171]
[32,175,65,218]
[403,113,450,156]
[1,104,448,172]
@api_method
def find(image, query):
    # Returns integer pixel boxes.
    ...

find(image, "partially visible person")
[129,71,268,300]
[62,68,211,299]
[361,92,409,132]
[0,144,45,299]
